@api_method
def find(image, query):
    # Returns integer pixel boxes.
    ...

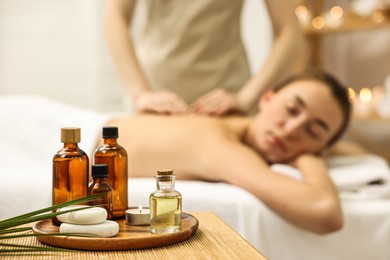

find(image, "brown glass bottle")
[94,126,128,219]
[88,164,113,220]
[52,127,89,225]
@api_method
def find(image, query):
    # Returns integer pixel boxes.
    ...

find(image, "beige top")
[136,0,251,104]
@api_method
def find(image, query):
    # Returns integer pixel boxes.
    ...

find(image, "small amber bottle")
[88,164,113,219]
[94,126,128,219]
[52,127,89,225]
[149,169,182,234]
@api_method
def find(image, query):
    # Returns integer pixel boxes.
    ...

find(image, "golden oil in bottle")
[149,170,182,234]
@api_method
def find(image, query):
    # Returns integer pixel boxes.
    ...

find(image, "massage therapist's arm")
[192,0,305,115]
[236,0,305,111]
[208,144,343,234]
[104,0,188,114]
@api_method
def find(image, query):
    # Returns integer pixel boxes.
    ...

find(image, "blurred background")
[0,0,389,160]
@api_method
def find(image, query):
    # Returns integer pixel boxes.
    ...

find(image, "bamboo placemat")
[0,212,267,259]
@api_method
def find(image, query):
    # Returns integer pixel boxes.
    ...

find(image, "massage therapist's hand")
[135,90,189,114]
[191,88,243,116]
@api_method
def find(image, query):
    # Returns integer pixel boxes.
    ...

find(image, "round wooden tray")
[32,213,198,251]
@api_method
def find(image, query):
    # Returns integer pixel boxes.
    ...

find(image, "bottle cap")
[61,127,81,143]
[92,164,109,178]
[102,126,119,138]
[157,169,174,176]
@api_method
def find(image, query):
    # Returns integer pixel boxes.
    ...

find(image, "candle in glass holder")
[295,5,312,26]
[125,205,150,226]
[348,87,356,101]
[312,16,325,30]
[324,6,344,28]
[354,87,377,119]
[375,84,389,118]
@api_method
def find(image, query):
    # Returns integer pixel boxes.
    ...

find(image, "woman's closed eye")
[286,104,299,116]
[306,125,322,140]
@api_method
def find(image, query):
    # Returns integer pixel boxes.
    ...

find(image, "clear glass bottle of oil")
[94,126,128,219]
[88,164,113,219]
[52,127,89,225]
[149,170,182,234]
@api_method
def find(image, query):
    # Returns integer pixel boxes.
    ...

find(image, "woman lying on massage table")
[103,70,352,234]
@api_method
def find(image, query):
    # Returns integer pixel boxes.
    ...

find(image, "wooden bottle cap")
[61,127,81,143]
[156,170,174,182]
[157,169,174,176]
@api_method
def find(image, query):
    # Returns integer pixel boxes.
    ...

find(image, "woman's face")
[248,79,344,163]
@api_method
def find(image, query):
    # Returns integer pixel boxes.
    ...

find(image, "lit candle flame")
[138,205,143,213]
[330,6,343,19]
[295,5,308,19]
[359,88,372,103]
[312,16,325,30]
[348,87,356,101]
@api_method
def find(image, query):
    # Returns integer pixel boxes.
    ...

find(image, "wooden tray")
[32,213,198,251]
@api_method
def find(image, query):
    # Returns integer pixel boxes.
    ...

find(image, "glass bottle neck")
[103,138,118,145]
[93,177,108,183]
[63,142,78,148]
[156,176,175,191]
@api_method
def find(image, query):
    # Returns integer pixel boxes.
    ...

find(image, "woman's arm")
[210,145,343,234]
[104,0,148,100]
[236,0,306,112]
[191,0,305,115]
[103,0,188,114]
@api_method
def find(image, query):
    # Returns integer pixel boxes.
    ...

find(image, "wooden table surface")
[1,211,267,259]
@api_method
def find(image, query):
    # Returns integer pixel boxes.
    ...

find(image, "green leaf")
[0,193,107,253]
[0,193,105,230]
[0,227,31,235]
[0,242,74,251]
[1,232,97,240]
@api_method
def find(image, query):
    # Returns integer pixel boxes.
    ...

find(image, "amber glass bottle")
[88,164,113,220]
[52,127,89,225]
[94,126,128,219]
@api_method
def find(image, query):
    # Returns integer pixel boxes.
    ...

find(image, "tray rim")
[32,212,198,251]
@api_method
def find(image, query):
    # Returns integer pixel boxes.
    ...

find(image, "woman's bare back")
[105,114,249,181]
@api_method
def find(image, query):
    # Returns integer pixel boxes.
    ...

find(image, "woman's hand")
[191,88,243,116]
[135,90,189,115]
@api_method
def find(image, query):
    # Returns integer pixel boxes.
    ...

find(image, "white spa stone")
[60,220,119,238]
[57,205,107,225]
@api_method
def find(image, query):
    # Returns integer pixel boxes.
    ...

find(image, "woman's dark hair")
[274,70,351,147]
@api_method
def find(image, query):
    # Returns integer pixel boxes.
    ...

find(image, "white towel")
[0,94,114,159]
[271,155,390,199]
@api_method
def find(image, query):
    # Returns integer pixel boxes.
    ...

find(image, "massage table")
[1,95,390,259]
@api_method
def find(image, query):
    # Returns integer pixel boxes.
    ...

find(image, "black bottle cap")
[92,164,109,178]
[102,126,118,138]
